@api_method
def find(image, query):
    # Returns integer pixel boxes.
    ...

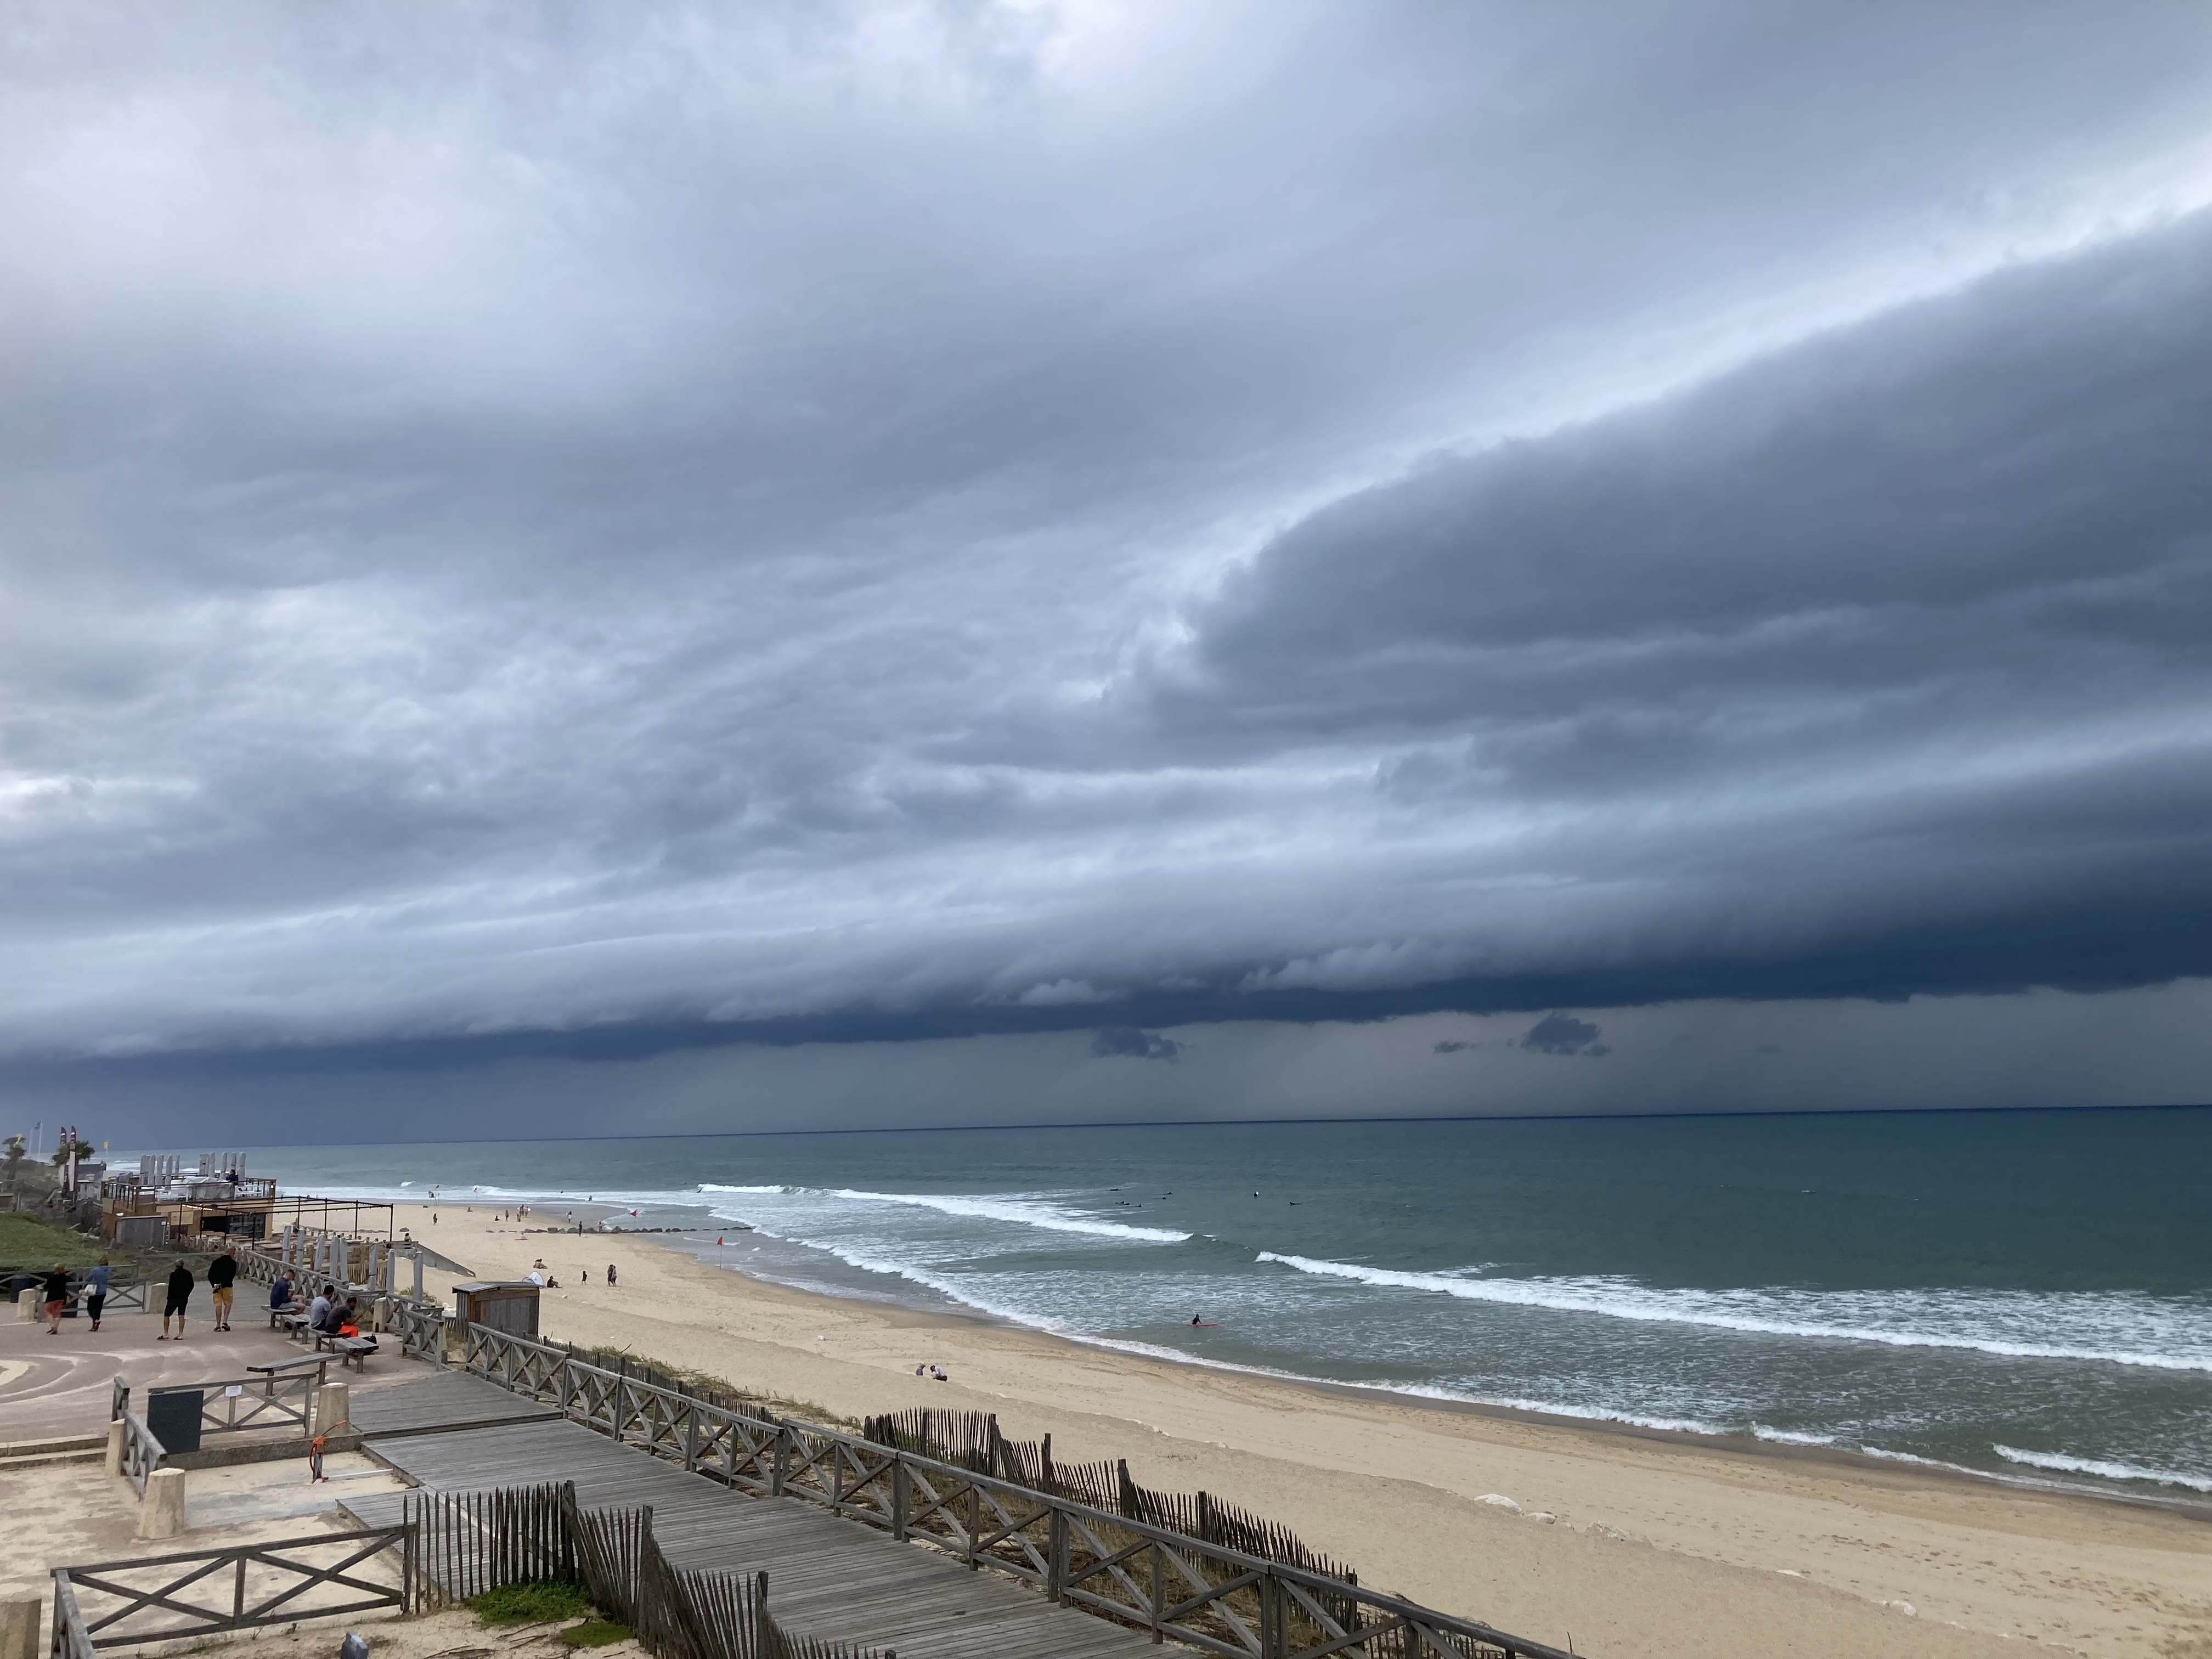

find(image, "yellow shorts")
[212,1285,235,1311]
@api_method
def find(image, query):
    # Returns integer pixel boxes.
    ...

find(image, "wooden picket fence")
[862,1408,1356,1584]
[406,1482,881,1659]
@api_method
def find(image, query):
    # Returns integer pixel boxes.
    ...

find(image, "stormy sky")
[5,3,2212,1140]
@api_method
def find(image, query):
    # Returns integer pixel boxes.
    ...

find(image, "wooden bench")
[247,1354,330,1384]
[267,1302,304,1330]
[326,1335,378,1370]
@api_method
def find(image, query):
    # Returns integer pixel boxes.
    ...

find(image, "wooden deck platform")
[346,1387,1155,1659]
[347,1370,560,1439]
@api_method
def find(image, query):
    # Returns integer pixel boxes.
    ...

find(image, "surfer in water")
[1189,1314,1218,1327]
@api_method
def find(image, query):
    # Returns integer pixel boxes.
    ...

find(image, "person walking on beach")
[42,1262,69,1334]
[605,1262,617,1288]
[208,1246,238,1332]
[86,1256,110,1331]
[160,1257,194,1340]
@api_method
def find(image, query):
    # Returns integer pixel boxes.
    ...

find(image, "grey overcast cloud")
[6,2,2212,1140]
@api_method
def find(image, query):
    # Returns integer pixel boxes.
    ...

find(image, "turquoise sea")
[230,1107,2212,1499]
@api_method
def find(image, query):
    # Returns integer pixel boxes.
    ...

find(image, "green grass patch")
[468,1578,590,1626]
[557,1622,631,1648]
[0,1212,102,1276]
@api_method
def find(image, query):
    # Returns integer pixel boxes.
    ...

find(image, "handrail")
[50,1571,96,1659]
[115,1409,162,1498]
[52,1523,415,1649]
[148,1372,318,1437]
[451,1322,1577,1659]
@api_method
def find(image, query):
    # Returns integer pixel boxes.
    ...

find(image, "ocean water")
[235,1107,2212,1500]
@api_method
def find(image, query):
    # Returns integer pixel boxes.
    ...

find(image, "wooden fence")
[445,1323,1576,1659]
[112,1409,161,1498]
[146,1374,318,1437]
[407,1481,881,1659]
[862,1408,1355,1583]
[51,1524,415,1652]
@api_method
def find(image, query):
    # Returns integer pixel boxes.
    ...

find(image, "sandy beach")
[387,1203,2212,1659]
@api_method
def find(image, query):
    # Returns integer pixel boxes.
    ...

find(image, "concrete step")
[0,1434,104,1471]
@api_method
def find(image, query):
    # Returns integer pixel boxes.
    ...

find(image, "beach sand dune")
[392,1204,2212,1659]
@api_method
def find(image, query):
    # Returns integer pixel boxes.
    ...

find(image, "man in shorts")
[160,1257,194,1341]
[208,1247,238,1332]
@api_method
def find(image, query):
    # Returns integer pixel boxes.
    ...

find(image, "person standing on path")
[159,1257,193,1340]
[42,1262,69,1334]
[207,1247,238,1331]
[85,1257,110,1331]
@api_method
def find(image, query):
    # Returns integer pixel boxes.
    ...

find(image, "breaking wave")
[1993,1446,2212,1492]
[1254,1253,2212,1372]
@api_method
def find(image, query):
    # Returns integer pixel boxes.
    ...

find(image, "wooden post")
[891,1458,909,1541]
[770,1427,789,1497]
[1150,1544,1165,1644]
[965,1480,979,1569]
[1048,1506,1068,1603]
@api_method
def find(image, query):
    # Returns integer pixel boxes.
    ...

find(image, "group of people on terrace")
[266,1265,376,1348]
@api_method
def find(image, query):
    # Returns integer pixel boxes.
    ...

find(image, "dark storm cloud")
[1161,209,2212,1013]
[2,2,2211,1084]
[1521,1015,1605,1058]
[1091,1028,1181,1062]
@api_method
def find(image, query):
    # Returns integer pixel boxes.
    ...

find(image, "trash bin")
[145,1388,204,1455]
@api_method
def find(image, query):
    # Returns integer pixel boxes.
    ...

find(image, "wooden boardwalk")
[349,1371,560,1438]
[345,1382,1157,1659]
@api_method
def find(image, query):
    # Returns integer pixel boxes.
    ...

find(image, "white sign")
[225,1385,243,1397]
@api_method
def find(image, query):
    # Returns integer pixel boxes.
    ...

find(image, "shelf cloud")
[3,3,2211,1123]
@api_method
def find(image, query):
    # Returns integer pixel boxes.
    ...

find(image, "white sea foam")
[1752,1426,1841,1447]
[818,1188,1192,1243]
[1993,1446,2212,1492]
[1255,1252,2212,1372]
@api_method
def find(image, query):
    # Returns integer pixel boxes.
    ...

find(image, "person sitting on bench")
[336,1295,375,1344]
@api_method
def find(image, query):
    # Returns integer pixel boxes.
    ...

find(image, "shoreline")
[390,1200,2212,1659]
[551,1216,2212,1521]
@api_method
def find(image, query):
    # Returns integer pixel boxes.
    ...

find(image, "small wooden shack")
[453,1279,541,1338]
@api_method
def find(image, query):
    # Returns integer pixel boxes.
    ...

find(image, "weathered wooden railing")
[450,1323,1575,1659]
[112,1409,162,1498]
[114,1371,317,1442]
[146,1374,319,1437]
[379,1294,447,1358]
[228,1239,446,1355]
[51,1525,416,1651]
